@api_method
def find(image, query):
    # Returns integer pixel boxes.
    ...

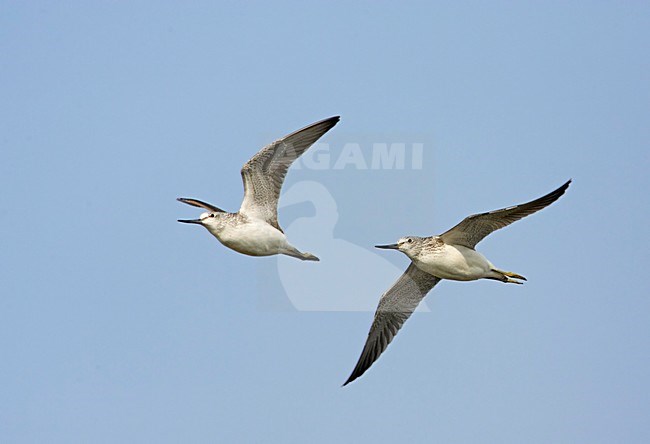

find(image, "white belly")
[208,220,288,256]
[413,244,492,281]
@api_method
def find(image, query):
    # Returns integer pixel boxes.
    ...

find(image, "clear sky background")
[2,1,649,443]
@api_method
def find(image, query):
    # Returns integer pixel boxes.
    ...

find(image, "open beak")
[177,219,203,225]
[177,198,224,213]
[375,243,399,250]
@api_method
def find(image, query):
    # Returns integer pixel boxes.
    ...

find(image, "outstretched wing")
[343,263,440,386]
[239,116,340,229]
[440,180,571,249]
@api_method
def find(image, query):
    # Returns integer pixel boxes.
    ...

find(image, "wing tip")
[342,370,361,387]
[317,115,340,126]
[319,115,341,128]
[342,352,374,387]
[550,178,572,200]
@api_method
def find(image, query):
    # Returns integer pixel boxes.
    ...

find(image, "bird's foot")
[301,252,320,261]
[502,271,527,281]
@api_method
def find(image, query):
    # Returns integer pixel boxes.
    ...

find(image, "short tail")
[490,268,526,284]
[300,252,320,261]
[282,247,320,261]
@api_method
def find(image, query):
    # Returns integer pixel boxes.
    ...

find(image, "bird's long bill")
[375,243,399,250]
[176,198,223,213]
[177,219,203,225]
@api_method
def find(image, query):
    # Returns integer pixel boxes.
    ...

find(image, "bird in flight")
[178,116,340,260]
[343,180,571,385]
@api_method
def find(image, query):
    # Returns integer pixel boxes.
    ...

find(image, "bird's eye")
[209,214,215,218]
[407,238,413,243]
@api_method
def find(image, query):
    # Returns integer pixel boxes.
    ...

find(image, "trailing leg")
[281,246,320,261]
[488,268,526,284]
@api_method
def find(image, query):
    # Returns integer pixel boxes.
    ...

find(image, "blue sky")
[2,1,649,442]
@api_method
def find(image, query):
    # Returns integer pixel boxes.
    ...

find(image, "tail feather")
[301,252,320,261]
[490,268,526,284]
[282,247,320,261]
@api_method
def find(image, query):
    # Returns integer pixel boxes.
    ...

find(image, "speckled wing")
[239,116,340,230]
[343,263,440,386]
[440,180,571,249]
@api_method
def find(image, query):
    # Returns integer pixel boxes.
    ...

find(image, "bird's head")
[177,197,227,229]
[177,211,220,227]
[375,236,424,259]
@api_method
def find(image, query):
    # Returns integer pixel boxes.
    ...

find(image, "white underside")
[412,244,495,281]
[206,218,292,256]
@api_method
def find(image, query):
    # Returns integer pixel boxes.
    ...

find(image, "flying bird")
[343,179,571,385]
[178,116,340,260]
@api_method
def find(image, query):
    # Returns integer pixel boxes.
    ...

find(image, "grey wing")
[440,179,571,249]
[343,263,441,386]
[239,116,340,229]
